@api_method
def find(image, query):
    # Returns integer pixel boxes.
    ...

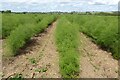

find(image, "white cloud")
[0,0,119,12]
[1,0,119,5]
[1,0,74,3]
[88,0,119,5]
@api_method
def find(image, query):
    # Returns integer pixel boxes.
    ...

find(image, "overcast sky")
[0,0,119,12]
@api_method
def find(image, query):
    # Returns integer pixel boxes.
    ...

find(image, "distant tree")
[2,10,11,13]
[1,11,4,13]
[5,10,11,13]
[23,12,27,14]
[71,11,76,14]
[86,12,92,15]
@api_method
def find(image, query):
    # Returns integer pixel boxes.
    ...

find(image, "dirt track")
[0,40,2,79]
[2,22,61,78]
[79,33,118,78]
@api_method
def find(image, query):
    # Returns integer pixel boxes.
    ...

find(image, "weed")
[34,67,48,73]
[9,73,24,80]
[29,58,37,64]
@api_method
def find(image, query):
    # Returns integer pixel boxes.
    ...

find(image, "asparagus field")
[1,13,119,78]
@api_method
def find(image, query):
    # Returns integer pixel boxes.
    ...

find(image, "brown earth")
[2,21,61,78]
[79,33,118,78]
[0,39,2,79]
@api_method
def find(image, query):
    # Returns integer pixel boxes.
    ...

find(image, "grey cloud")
[93,2,106,5]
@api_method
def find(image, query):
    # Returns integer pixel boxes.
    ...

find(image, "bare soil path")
[0,39,2,79]
[2,21,61,78]
[79,33,118,78]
